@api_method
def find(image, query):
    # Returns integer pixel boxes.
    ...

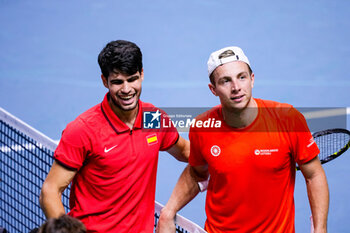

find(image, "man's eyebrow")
[217,76,232,81]
[127,75,140,80]
[110,79,123,83]
[236,71,248,77]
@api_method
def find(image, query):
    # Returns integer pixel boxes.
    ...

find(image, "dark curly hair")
[98,40,143,79]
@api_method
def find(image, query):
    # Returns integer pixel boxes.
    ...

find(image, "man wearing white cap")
[157,46,329,233]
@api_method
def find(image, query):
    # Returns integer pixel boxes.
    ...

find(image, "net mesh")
[0,108,206,233]
[0,119,70,232]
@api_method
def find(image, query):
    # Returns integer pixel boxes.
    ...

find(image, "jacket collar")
[101,93,142,133]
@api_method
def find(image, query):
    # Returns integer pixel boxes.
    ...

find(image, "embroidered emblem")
[146,134,158,145]
[211,145,221,157]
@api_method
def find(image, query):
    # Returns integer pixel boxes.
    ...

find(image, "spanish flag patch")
[146,134,158,145]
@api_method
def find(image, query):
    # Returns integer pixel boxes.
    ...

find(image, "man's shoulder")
[58,103,102,144]
[256,98,293,109]
[188,105,221,134]
[256,98,302,122]
[195,105,221,121]
[67,103,102,130]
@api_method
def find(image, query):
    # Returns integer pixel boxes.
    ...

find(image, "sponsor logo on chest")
[104,144,118,153]
[254,148,279,155]
[209,144,280,158]
[210,145,221,157]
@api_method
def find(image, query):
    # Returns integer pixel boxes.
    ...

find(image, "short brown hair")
[38,215,86,233]
[209,49,252,85]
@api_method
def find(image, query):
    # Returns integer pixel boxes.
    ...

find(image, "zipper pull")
[130,129,133,135]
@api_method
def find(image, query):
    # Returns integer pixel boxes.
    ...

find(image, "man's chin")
[120,105,137,111]
[118,101,138,112]
[110,96,139,112]
[225,102,247,113]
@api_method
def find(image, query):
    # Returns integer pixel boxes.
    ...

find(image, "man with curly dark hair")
[40,40,189,233]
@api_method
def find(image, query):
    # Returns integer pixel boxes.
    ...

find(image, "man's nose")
[121,82,131,93]
[231,80,241,93]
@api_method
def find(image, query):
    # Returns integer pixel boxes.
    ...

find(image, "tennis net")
[0,107,206,233]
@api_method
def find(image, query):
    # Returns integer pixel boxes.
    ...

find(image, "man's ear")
[208,83,217,96]
[140,68,144,81]
[101,75,108,88]
[250,72,255,88]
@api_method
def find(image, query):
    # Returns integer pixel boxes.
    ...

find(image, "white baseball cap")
[207,46,250,76]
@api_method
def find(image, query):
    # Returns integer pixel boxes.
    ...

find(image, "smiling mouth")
[119,93,136,100]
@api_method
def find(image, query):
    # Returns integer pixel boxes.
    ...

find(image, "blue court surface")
[1,1,349,232]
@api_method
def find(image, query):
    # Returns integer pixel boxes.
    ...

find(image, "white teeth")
[120,95,134,100]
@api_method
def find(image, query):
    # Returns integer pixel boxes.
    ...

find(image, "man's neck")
[108,99,139,129]
[222,98,258,129]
